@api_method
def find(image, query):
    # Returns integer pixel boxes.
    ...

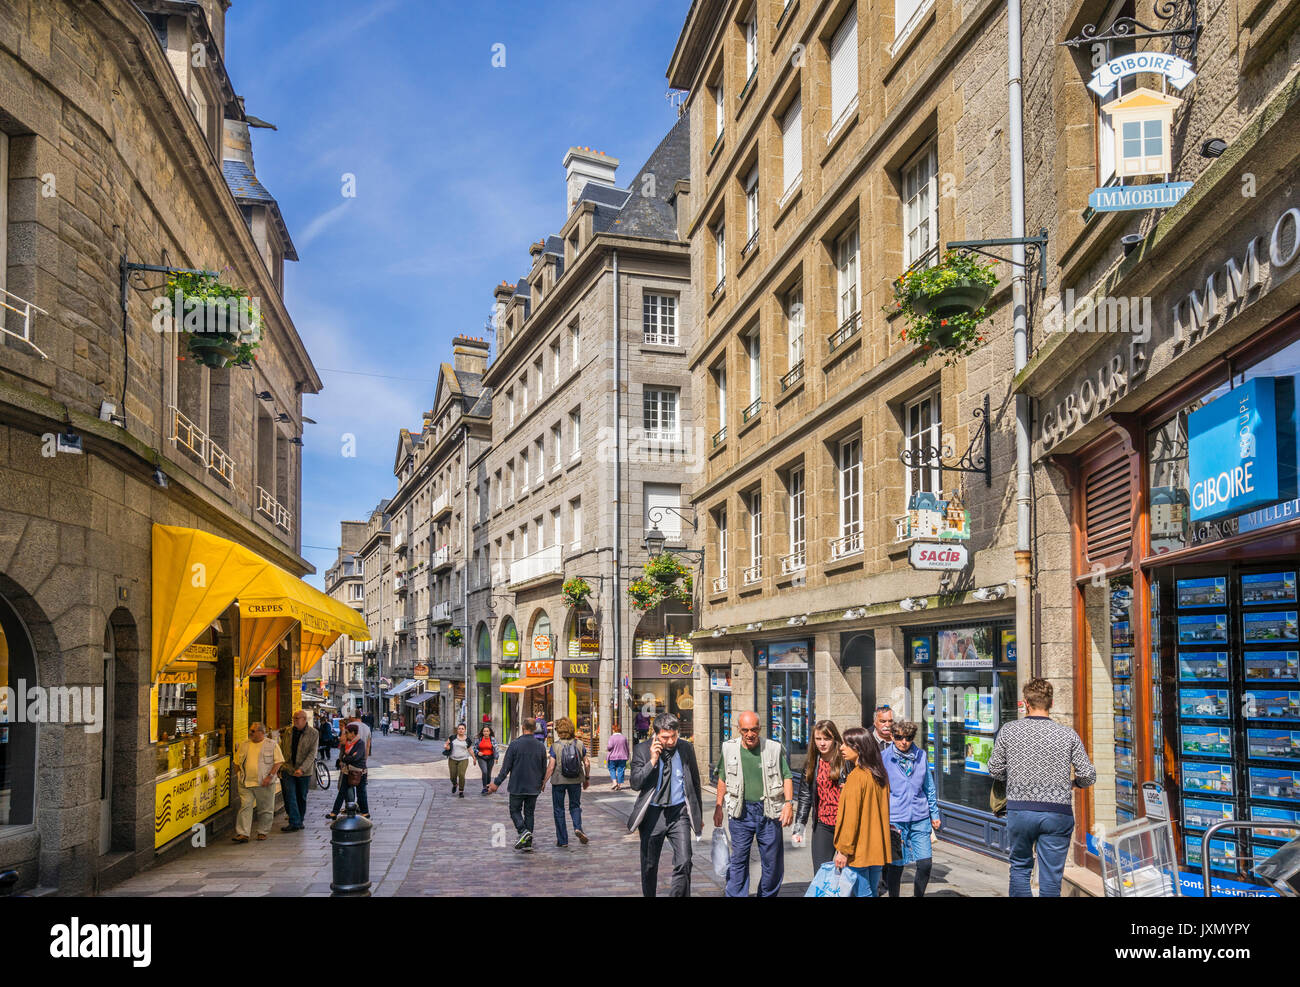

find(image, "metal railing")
[207,440,235,484]
[394,574,407,594]
[171,406,208,463]
[712,277,726,299]
[1,286,50,358]
[1199,820,1300,897]
[743,562,762,585]
[738,67,758,102]
[829,530,863,561]
[894,515,912,542]
[828,311,862,352]
[742,398,762,423]
[393,529,406,552]
[780,550,806,575]
[430,545,452,571]
[430,601,453,624]
[741,229,759,259]
[712,426,727,447]
[509,544,562,586]
[255,485,291,534]
[432,490,451,519]
[711,575,729,593]
[780,361,804,391]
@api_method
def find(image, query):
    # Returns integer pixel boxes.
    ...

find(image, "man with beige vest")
[713,710,793,897]
[232,722,283,842]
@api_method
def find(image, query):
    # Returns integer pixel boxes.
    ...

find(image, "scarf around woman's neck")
[890,743,920,775]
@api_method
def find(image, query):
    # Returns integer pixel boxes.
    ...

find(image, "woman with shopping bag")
[830,726,892,896]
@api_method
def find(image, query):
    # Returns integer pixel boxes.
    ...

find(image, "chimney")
[452,335,491,377]
[222,117,254,169]
[492,282,513,337]
[564,146,619,215]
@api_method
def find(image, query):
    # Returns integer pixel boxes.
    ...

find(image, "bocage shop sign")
[1187,376,1297,522]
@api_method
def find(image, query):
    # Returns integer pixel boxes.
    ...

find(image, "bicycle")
[314,749,331,791]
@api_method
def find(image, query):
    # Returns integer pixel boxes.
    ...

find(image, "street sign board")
[908,542,969,571]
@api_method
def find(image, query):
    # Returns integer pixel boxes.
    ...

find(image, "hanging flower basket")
[167,270,262,370]
[645,553,690,585]
[628,577,660,613]
[445,628,463,647]
[628,555,694,612]
[889,250,998,366]
[562,577,592,610]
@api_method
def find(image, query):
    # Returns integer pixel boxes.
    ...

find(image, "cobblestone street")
[102,733,1008,897]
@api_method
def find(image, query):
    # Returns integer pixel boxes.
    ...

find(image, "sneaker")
[451,783,457,793]
[513,832,530,851]
[523,831,534,849]
[458,791,465,798]
[281,824,302,832]
[556,842,568,848]
[575,828,589,845]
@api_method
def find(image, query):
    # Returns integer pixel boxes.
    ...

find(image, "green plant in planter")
[644,553,690,585]
[888,251,998,366]
[167,270,262,370]
[445,628,463,647]
[628,577,660,613]
[562,577,592,609]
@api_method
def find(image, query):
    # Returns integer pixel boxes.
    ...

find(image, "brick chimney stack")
[563,146,619,216]
[452,335,491,377]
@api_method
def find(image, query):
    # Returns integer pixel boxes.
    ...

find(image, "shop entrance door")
[710,689,733,783]
[767,671,812,776]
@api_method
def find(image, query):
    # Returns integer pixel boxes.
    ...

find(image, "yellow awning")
[151,524,370,682]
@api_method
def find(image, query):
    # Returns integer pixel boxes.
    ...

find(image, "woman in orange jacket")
[832,725,892,896]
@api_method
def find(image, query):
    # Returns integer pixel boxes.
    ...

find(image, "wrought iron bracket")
[945,231,1048,295]
[899,393,991,488]
[120,256,218,312]
[1060,0,1201,64]
[647,505,699,533]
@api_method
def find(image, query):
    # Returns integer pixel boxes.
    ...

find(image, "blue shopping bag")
[804,862,856,897]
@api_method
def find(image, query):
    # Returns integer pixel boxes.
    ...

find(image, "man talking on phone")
[626,712,702,897]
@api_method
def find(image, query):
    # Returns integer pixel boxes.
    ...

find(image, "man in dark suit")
[626,712,702,897]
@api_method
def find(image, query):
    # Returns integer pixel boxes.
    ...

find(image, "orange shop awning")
[151,524,370,682]
[499,675,553,693]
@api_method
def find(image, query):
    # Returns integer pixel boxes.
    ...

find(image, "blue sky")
[221,0,692,586]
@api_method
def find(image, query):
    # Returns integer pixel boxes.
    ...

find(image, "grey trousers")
[237,782,276,837]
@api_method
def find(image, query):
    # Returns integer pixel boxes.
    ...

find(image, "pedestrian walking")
[317,715,336,762]
[345,713,372,757]
[533,713,548,747]
[606,723,630,791]
[880,719,940,897]
[544,717,590,847]
[626,712,702,897]
[792,719,849,873]
[278,710,318,833]
[871,704,894,749]
[444,723,473,797]
[232,722,284,843]
[713,709,793,897]
[328,723,370,819]
[474,724,498,794]
[633,709,650,744]
[989,677,1096,897]
[380,713,389,736]
[416,711,426,741]
[488,717,548,851]
[832,726,892,896]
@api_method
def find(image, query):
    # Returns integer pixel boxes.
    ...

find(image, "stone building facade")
[1017,0,1300,892]
[0,0,324,892]
[669,0,1022,850]
[320,520,366,707]
[478,122,698,756]
[358,499,392,723]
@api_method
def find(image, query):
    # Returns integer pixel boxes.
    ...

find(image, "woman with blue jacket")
[881,719,941,897]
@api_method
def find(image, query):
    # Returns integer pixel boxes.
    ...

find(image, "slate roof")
[222,159,299,260]
[598,114,690,240]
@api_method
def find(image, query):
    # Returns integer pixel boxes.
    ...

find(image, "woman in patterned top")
[792,719,849,872]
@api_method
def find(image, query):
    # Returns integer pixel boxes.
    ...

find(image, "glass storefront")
[708,667,733,783]
[632,604,695,742]
[753,639,813,776]
[903,622,1016,848]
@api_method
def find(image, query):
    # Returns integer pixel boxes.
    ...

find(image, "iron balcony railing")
[255,485,291,534]
[829,530,863,561]
[743,562,763,586]
[712,426,728,447]
[780,550,806,575]
[711,575,729,593]
[828,311,862,353]
[780,361,804,391]
[742,398,762,423]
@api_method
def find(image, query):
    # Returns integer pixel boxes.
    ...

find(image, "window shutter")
[782,96,802,191]
[1084,458,1133,565]
[829,7,858,124]
[645,483,682,539]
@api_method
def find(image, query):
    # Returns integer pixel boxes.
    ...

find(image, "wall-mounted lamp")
[289,437,304,446]
[57,429,83,455]
[1200,138,1228,158]
[787,614,808,626]
[711,628,725,638]
[972,585,1007,601]
[842,607,866,620]
[152,466,168,488]
[1120,232,1144,256]
[257,391,273,401]
[899,597,928,612]
[745,622,760,631]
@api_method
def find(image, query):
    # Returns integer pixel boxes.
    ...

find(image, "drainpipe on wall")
[612,249,623,741]
[462,425,471,726]
[1007,0,1033,707]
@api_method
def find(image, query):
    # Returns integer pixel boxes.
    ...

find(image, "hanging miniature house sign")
[1064,0,1201,213]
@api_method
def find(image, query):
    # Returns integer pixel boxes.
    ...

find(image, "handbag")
[990,779,1007,817]
[804,862,856,898]
[890,825,904,861]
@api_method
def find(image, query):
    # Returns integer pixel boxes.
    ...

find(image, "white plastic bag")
[711,826,731,880]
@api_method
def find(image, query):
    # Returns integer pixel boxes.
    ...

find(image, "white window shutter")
[782,96,802,192]
[645,483,683,539]
[829,7,858,125]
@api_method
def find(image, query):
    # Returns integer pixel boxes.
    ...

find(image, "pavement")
[101,732,1010,897]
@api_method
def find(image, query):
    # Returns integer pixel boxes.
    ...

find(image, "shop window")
[0,595,36,827]
[753,639,814,775]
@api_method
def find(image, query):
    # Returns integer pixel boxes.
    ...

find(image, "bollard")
[330,803,373,897]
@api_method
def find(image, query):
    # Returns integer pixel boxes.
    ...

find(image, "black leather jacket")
[795,758,851,828]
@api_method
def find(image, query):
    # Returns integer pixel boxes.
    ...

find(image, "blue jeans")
[281,772,310,828]
[1007,809,1074,897]
[552,783,582,845]
[726,802,784,897]
[848,865,883,897]
[608,760,627,784]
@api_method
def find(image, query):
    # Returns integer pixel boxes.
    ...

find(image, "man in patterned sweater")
[989,677,1096,897]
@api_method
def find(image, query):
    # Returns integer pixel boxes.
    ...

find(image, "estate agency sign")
[909,542,969,571]
[1187,377,1293,522]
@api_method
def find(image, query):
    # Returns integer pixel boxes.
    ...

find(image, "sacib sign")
[1188,377,1296,522]
[908,543,969,571]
